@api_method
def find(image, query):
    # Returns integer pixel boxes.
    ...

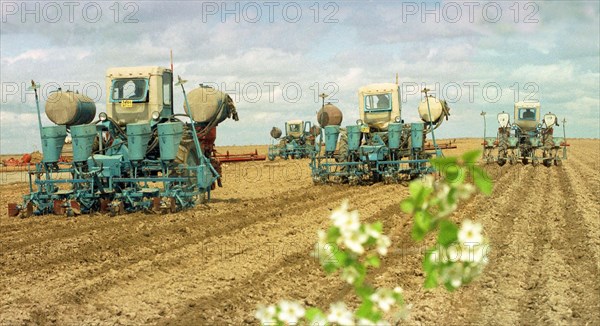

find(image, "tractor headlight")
[356,119,363,125]
[394,116,401,123]
[151,111,160,120]
[99,112,107,121]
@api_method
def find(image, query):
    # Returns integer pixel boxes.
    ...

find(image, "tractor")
[310,83,450,184]
[8,66,238,217]
[482,101,568,167]
[267,120,318,160]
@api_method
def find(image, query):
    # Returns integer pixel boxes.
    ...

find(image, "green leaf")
[354,263,367,286]
[430,156,458,173]
[305,307,324,322]
[423,249,436,272]
[411,185,433,211]
[323,261,338,273]
[412,225,426,241]
[444,280,458,292]
[424,270,439,288]
[462,150,481,166]
[327,227,341,243]
[355,285,375,300]
[473,166,493,195]
[445,165,465,185]
[408,181,424,198]
[415,211,431,230]
[438,219,459,246]
[365,254,381,268]
[412,211,432,241]
[400,199,415,214]
[334,250,349,267]
[355,300,380,321]
[371,221,383,233]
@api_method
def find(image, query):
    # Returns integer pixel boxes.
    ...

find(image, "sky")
[1,0,599,154]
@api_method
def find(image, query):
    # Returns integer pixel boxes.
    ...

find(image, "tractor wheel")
[335,131,348,163]
[268,154,275,161]
[173,140,200,179]
[543,159,552,167]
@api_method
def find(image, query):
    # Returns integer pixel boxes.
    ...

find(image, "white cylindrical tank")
[418,96,449,123]
[184,86,237,124]
[45,91,96,126]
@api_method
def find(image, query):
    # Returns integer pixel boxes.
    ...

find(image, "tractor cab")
[106,66,173,125]
[514,101,540,132]
[358,83,401,131]
[286,120,308,139]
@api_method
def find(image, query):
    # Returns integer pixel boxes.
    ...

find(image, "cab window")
[519,108,536,120]
[163,73,172,106]
[111,78,148,102]
[365,93,391,111]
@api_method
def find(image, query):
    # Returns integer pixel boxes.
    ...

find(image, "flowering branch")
[255,150,492,325]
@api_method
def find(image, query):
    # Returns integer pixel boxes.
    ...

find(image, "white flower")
[442,264,464,288]
[358,319,376,326]
[429,250,441,264]
[370,289,396,312]
[458,220,483,245]
[317,229,327,244]
[339,211,361,235]
[446,244,463,263]
[376,235,391,256]
[421,175,435,188]
[330,201,360,235]
[255,304,277,325]
[457,183,475,200]
[327,302,354,326]
[365,224,381,239]
[438,202,458,217]
[436,183,451,201]
[341,266,360,284]
[343,230,368,255]
[277,300,305,324]
[468,243,489,265]
[393,286,403,295]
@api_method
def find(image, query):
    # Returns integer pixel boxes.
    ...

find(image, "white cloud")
[0,1,598,153]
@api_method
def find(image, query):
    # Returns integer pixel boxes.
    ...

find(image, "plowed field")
[1,139,598,325]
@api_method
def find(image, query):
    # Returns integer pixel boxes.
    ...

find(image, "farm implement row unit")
[310,84,451,184]
[8,66,238,217]
[482,101,569,167]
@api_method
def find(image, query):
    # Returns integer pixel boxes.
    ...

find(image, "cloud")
[0,0,598,153]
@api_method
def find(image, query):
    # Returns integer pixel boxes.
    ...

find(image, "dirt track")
[0,139,598,325]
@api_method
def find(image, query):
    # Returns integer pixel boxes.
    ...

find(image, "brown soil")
[0,139,598,325]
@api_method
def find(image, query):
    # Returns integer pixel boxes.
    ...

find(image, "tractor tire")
[335,131,348,163]
[172,137,203,182]
[175,140,199,168]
